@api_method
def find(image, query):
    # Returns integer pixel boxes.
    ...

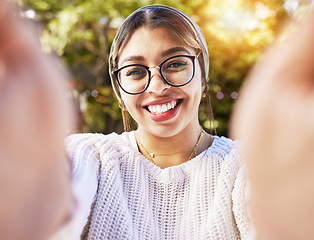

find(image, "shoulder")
[65,131,137,167]
[204,136,245,185]
[65,131,134,151]
[210,136,242,164]
[65,132,119,147]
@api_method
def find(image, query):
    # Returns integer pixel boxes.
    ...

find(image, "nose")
[147,67,170,94]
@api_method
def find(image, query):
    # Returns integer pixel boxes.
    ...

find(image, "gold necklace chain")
[137,129,205,164]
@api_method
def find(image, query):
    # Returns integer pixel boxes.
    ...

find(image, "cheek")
[120,91,132,109]
[192,76,203,106]
[120,93,140,116]
[181,78,202,107]
[193,70,204,97]
[194,63,204,89]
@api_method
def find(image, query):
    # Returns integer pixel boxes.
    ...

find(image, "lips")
[143,99,182,122]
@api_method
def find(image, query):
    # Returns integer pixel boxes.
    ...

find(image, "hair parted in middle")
[108,5,215,133]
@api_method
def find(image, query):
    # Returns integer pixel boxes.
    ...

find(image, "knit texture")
[65,131,249,240]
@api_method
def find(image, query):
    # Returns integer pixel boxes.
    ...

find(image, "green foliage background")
[16,0,306,136]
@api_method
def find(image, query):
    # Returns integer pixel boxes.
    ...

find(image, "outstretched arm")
[0,1,76,239]
[231,11,314,240]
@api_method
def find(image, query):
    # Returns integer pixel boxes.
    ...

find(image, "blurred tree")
[16,0,297,135]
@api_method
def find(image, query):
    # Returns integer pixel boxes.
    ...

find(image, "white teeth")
[167,102,172,110]
[147,100,179,115]
[156,105,162,114]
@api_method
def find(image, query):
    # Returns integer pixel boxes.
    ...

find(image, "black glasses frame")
[113,54,200,95]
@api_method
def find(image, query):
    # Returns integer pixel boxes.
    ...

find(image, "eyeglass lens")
[117,56,194,94]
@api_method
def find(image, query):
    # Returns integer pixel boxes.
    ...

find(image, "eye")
[121,66,147,81]
[169,61,186,68]
[164,59,188,73]
[126,67,146,76]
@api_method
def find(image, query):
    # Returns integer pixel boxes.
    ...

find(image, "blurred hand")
[230,11,314,240]
[0,1,76,239]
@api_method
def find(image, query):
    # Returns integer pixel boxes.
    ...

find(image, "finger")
[0,0,21,53]
[0,1,42,65]
[0,0,14,37]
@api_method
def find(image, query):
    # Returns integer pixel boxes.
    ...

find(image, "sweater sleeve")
[49,134,100,240]
[230,142,252,240]
[232,164,251,240]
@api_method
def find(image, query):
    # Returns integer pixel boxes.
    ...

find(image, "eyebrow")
[161,47,191,57]
[119,55,145,66]
[119,47,191,67]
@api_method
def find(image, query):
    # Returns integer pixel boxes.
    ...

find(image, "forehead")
[118,27,195,66]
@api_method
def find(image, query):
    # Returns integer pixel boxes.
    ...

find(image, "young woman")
[2,2,314,240]
[62,5,249,239]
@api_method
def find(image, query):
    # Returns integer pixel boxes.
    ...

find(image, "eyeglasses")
[113,53,200,95]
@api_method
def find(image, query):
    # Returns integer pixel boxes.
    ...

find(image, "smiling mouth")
[144,99,181,115]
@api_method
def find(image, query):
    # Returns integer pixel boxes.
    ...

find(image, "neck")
[136,124,211,168]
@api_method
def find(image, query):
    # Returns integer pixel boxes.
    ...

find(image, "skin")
[118,27,213,168]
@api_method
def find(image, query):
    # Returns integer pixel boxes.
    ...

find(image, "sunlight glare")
[205,0,266,44]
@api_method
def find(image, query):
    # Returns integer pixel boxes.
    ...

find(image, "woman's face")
[118,27,203,137]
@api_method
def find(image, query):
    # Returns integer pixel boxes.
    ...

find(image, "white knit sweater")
[53,131,249,240]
